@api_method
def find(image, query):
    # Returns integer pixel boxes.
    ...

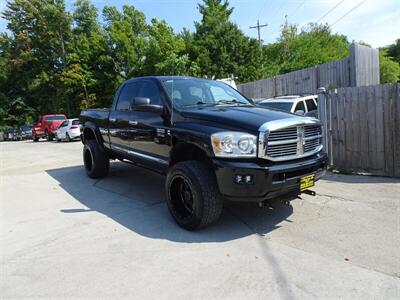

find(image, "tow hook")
[302,189,316,196]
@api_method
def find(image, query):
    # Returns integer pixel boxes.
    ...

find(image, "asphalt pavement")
[1,140,399,299]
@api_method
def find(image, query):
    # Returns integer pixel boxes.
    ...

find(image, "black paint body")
[80,76,327,202]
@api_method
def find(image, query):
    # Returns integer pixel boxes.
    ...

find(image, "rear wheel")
[165,161,223,230]
[66,132,71,142]
[83,139,109,178]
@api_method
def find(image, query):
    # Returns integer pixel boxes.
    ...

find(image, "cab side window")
[137,81,161,105]
[294,101,306,112]
[116,82,139,111]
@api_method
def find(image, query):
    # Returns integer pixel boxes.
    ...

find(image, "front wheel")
[45,131,53,141]
[83,139,109,178]
[165,161,223,230]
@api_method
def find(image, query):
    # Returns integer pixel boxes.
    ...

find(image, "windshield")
[45,115,66,121]
[161,78,250,108]
[259,102,293,112]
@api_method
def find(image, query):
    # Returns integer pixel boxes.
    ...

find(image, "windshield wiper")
[216,99,246,105]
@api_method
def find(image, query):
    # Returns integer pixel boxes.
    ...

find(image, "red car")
[32,114,67,141]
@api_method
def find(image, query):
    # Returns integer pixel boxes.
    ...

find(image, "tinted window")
[72,120,80,125]
[61,121,68,127]
[162,79,249,108]
[45,116,66,121]
[306,99,317,111]
[259,102,293,112]
[294,101,306,112]
[137,81,161,105]
[116,82,138,111]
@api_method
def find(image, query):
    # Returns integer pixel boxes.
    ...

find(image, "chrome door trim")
[111,145,168,165]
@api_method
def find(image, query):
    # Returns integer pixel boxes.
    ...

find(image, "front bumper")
[213,152,327,202]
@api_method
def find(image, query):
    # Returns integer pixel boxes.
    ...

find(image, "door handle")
[109,118,116,122]
[129,120,138,125]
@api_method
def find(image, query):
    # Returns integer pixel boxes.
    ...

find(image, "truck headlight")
[211,132,257,157]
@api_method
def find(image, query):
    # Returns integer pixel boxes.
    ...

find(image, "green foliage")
[386,39,400,64]
[188,0,263,81]
[0,0,396,129]
[263,23,350,76]
[379,49,400,83]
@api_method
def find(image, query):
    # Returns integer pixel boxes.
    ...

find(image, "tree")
[386,39,400,64]
[144,19,191,75]
[188,0,263,82]
[263,23,350,75]
[379,49,400,83]
[2,0,72,116]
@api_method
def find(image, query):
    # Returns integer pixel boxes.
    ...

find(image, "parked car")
[32,114,67,141]
[19,125,33,140]
[7,128,21,141]
[55,119,81,142]
[80,76,327,230]
[256,95,319,118]
[3,128,14,141]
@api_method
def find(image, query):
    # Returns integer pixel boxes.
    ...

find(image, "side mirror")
[133,97,150,107]
[131,97,163,114]
[295,110,305,115]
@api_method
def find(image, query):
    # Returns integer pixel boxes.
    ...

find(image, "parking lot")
[1,140,399,299]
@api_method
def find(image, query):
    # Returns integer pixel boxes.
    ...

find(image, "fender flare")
[82,121,103,146]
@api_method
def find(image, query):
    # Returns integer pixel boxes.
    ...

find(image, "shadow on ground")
[46,162,293,243]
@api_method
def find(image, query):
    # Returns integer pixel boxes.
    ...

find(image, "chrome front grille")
[258,119,323,161]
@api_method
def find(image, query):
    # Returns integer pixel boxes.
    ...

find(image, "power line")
[288,0,307,19]
[255,0,274,22]
[315,0,346,23]
[331,0,368,26]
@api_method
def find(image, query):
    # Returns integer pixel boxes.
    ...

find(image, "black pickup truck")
[80,76,327,230]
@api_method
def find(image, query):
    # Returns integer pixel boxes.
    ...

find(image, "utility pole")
[249,20,268,46]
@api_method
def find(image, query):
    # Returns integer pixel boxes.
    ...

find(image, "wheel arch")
[169,141,210,167]
[82,122,103,146]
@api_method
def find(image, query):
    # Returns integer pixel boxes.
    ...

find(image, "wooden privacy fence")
[238,43,380,98]
[318,83,400,177]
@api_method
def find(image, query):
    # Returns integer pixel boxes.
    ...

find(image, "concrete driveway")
[1,140,399,299]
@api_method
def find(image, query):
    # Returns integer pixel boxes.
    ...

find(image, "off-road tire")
[165,160,223,230]
[83,139,109,178]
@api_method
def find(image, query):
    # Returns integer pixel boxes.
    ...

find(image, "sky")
[0,0,399,47]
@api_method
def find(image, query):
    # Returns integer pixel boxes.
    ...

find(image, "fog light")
[245,175,253,183]
[235,175,243,183]
[235,174,253,184]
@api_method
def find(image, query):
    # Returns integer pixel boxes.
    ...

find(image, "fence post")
[317,87,332,165]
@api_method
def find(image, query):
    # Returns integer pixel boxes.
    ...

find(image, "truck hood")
[180,105,298,132]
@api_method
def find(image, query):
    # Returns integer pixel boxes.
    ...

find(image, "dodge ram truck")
[80,76,327,230]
